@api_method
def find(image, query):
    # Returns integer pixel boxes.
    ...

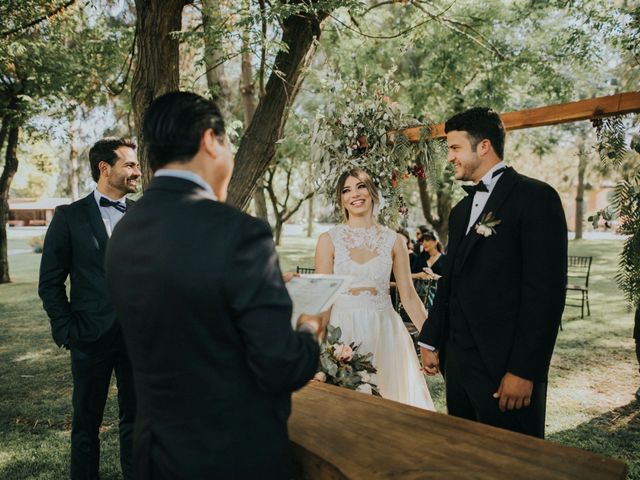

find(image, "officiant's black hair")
[142,91,226,171]
[444,107,505,159]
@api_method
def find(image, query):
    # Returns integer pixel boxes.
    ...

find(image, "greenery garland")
[309,69,446,228]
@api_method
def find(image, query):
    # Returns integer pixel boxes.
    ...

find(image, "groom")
[420,107,567,438]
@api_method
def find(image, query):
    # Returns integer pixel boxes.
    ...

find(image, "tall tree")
[226,3,333,210]
[311,0,614,237]
[132,0,192,185]
[202,0,231,117]
[0,115,19,283]
[0,1,130,282]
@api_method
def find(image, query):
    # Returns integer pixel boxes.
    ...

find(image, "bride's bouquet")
[314,325,380,396]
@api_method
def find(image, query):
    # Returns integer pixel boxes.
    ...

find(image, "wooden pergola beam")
[394,91,640,142]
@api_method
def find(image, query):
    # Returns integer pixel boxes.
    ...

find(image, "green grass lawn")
[1,231,638,479]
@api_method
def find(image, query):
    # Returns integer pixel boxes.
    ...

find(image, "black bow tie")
[462,167,507,196]
[99,197,126,213]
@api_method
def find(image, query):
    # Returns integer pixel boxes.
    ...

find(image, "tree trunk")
[237,3,270,223]
[202,0,230,117]
[434,189,451,246]
[416,176,451,246]
[575,142,587,240]
[254,180,269,222]
[0,121,20,284]
[274,219,283,246]
[132,0,190,187]
[69,130,80,201]
[240,0,256,129]
[227,8,328,210]
[306,194,314,237]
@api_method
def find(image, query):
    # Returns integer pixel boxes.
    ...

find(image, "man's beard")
[110,175,137,195]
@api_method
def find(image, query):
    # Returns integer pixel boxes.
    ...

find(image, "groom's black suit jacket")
[39,192,133,350]
[105,176,319,480]
[419,167,567,383]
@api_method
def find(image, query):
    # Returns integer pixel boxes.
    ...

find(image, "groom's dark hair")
[142,91,226,171]
[444,107,505,159]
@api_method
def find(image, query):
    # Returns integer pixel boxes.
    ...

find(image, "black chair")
[565,255,592,318]
[296,266,315,274]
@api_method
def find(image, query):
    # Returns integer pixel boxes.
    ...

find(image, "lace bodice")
[328,224,397,309]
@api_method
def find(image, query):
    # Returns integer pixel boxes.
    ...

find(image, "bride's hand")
[420,347,440,376]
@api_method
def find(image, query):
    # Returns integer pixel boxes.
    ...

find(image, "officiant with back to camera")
[105,91,328,480]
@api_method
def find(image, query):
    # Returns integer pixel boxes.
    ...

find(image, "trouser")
[444,341,547,438]
[70,334,136,479]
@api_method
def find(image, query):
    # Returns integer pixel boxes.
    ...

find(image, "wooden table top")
[289,382,627,480]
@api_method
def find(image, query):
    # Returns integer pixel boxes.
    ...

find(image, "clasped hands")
[419,347,533,412]
[414,267,441,281]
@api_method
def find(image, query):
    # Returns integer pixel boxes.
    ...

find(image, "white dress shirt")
[419,161,507,352]
[465,161,506,234]
[94,190,126,237]
[154,169,217,200]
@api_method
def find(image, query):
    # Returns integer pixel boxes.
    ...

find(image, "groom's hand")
[493,372,533,412]
[420,347,439,376]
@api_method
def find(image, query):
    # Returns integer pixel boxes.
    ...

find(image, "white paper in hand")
[285,274,352,327]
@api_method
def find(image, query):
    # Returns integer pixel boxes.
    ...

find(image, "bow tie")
[462,167,507,196]
[99,197,126,213]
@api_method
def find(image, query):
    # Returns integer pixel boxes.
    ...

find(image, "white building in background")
[8,197,70,227]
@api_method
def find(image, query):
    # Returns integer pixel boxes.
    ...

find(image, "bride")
[315,168,435,410]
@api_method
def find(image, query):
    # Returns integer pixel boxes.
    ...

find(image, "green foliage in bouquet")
[316,325,380,396]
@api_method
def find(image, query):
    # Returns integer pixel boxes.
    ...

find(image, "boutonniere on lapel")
[475,212,501,237]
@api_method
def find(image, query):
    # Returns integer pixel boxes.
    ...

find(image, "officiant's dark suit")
[38,138,139,479]
[105,91,322,480]
[419,108,567,438]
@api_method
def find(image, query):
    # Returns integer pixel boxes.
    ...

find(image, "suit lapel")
[448,195,473,256]
[83,193,109,252]
[454,167,520,273]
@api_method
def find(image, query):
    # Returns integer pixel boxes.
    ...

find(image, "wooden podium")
[289,382,627,479]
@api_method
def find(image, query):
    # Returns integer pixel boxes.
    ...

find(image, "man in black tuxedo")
[105,91,325,479]
[39,138,140,478]
[419,107,567,438]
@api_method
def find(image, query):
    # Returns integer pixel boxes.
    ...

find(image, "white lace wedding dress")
[328,224,435,410]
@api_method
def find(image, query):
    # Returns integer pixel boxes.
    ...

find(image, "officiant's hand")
[296,311,330,342]
[420,347,439,375]
[282,272,299,283]
[493,372,533,412]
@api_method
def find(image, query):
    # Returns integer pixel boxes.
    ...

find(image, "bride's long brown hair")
[335,169,379,220]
